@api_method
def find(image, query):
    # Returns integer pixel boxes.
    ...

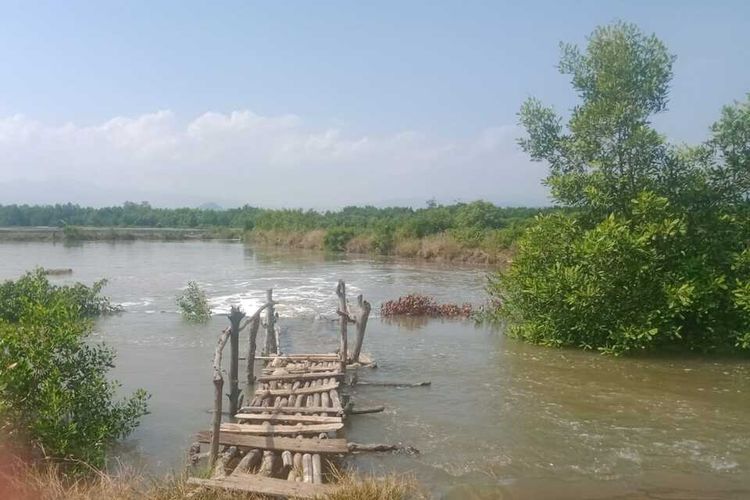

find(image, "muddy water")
[0,241,747,499]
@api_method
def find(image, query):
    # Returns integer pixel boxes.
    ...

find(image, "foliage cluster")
[490,22,750,354]
[0,270,148,468]
[176,281,212,323]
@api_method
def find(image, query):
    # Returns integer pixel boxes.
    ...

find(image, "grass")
[0,455,421,500]
[248,229,514,265]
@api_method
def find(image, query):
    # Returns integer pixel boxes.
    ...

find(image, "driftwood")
[347,442,420,454]
[346,405,385,415]
[210,327,232,468]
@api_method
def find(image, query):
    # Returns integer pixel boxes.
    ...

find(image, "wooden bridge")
[187,280,412,498]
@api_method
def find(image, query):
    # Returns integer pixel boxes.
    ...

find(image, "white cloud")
[0,110,549,208]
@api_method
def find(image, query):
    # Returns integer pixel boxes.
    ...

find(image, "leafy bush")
[323,227,355,252]
[492,194,750,353]
[0,270,149,469]
[491,22,750,354]
[176,281,211,323]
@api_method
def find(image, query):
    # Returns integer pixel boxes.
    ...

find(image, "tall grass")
[0,455,421,500]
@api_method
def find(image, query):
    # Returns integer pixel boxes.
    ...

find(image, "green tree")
[492,23,750,354]
[176,281,212,323]
[0,270,149,469]
[519,22,675,217]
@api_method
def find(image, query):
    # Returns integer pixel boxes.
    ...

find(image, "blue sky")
[0,0,747,207]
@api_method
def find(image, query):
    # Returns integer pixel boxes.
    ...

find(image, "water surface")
[0,241,747,499]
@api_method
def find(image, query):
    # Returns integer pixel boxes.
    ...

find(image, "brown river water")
[0,240,747,499]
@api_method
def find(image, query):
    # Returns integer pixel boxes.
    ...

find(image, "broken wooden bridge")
[188,280,423,498]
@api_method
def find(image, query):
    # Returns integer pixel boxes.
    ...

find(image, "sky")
[0,0,747,209]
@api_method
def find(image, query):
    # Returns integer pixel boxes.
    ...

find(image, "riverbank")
[246,229,513,266]
[0,226,514,265]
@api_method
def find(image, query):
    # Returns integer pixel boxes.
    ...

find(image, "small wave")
[120,298,154,308]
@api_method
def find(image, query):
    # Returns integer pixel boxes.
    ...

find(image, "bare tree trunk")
[227,306,246,417]
[335,280,349,365]
[210,327,231,469]
[350,294,371,363]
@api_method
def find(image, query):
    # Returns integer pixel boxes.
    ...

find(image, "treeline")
[0,201,547,260]
[0,200,542,233]
[0,201,261,228]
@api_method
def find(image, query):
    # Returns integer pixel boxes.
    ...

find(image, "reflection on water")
[0,241,747,499]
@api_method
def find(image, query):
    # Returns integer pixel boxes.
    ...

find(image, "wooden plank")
[187,474,332,499]
[256,382,339,397]
[257,371,344,382]
[262,366,339,376]
[238,405,343,416]
[234,413,343,425]
[196,431,348,454]
[255,353,338,360]
[220,422,343,435]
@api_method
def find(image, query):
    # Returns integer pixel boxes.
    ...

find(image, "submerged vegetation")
[176,281,212,323]
[0,270,148,469]
[381,294,473,318]
[489,22,750,354]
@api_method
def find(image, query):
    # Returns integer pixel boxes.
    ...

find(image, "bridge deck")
[195,353,349,496]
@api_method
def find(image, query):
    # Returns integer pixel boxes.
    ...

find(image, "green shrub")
[176,281,212,323]
[372,224,395,254]
[491,23,750,354]
[324,227,355,252]
[492,194,750,354]
[0,270,149,469]
[62,224,84,241]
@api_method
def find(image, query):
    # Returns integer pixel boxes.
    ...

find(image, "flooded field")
[0,240,747,499]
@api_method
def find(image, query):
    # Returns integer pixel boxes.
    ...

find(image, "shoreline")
[0,226,513,267]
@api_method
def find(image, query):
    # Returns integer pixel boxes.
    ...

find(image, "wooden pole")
[246,314,261,390]
[264,289,277,355]
[210,327,231,469]
[335,280,348,365]
[350,294,371,363]
[228,306,246,417]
